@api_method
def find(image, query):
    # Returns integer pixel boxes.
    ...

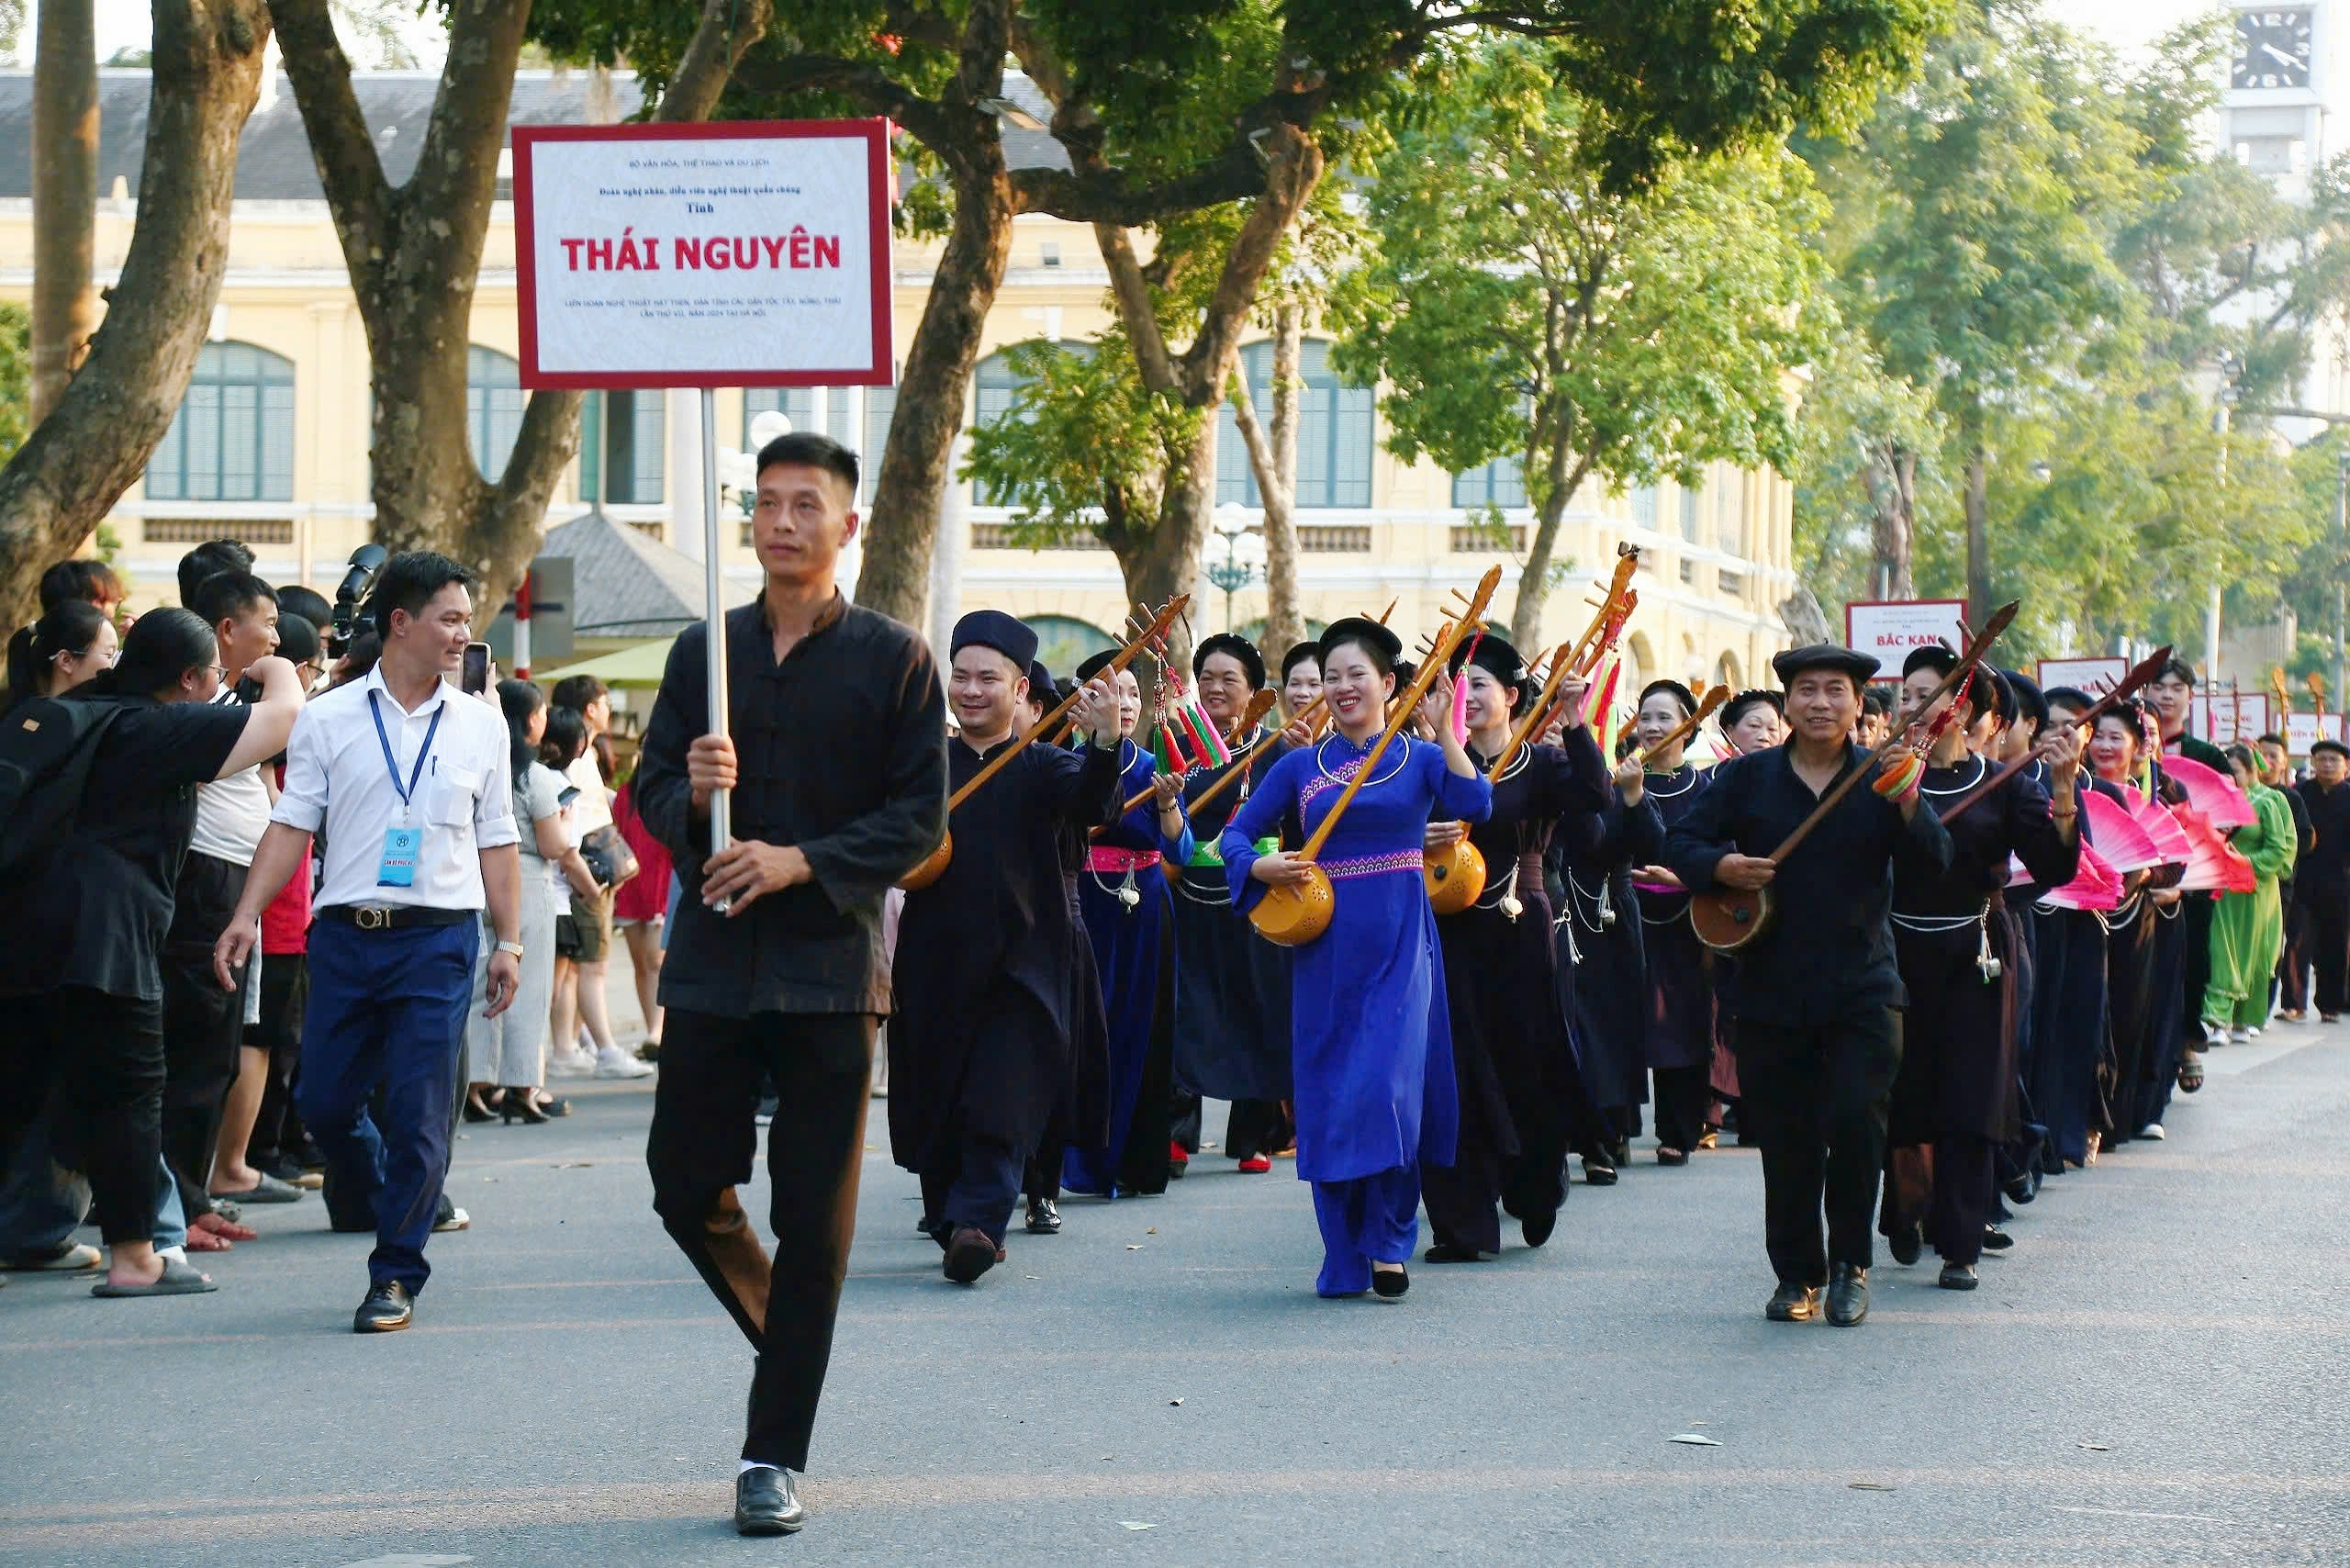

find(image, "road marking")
[336,1556,474,1567]
[2051,1505,2224,1523]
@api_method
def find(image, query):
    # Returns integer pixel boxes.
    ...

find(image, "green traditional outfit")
[2202,780,2298,1028]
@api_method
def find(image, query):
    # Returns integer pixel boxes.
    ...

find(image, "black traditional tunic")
[1556,790,1667,1121]
[1887,754,2078,1146]
[1636,764,1720,1072]
[889,736,1120,1177]
[1425,733,1612,1253]
[1169,729,1294,1106]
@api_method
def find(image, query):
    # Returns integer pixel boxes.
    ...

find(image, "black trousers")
[7,989,167,1243]
[646,1008,875,1473]
[2308,888,2350,1017]
[1882,1135,1995,1268]
[1225,1098,1292,1162]
[160,851,249,1216]
[248,951,309,1169]
[1651,1064,1711,1153]
[1734,1008,1904,1286]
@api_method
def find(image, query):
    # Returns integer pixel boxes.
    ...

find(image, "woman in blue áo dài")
[1060,651,1192,1200]
[1220,618,1492,1300]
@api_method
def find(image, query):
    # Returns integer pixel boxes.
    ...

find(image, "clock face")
[2233,8,2315,90]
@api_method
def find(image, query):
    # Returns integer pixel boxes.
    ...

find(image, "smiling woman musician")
[1218,617,1492,1301]
[1419,634,1612,1261]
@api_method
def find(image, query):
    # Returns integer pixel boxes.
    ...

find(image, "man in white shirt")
[217,553,524,1333]
[160,568,283,1237]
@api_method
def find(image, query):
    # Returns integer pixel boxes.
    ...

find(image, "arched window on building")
[1716,650,1742,690]
[145,341,295,502]
[972,342,1091,505]
[468,346,525,480]
[577,390,666,505]
[1451,455,1526,510]
[1679,481,1703,542]
[1214,340,1374,509]
[1028,614,1117,678]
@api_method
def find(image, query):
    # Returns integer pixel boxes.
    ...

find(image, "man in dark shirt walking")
[2294,739,2350,1023]
[1666,645,1952,1327]
[633,432,947,1538]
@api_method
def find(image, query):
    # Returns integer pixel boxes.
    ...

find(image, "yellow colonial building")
[0,67,1796,695]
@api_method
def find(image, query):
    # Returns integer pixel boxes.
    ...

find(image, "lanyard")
[368,689,443,821]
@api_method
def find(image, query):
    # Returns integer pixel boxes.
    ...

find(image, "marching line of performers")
[887,610,2325,1320]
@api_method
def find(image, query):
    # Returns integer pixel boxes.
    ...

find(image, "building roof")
[0,65,1074,202]
[540,507,755,640]
[0,68,645,202]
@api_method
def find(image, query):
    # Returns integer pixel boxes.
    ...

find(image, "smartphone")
[462,641,492,695]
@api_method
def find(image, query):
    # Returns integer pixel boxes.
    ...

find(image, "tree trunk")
[1112,415,1218,669]
[1865,440,1915,599]
[1963,407,1988,620]
[279,0,762,622]
[30,0,97,425]
[1227,304,1305,658]
[855,158,1017,629]
[0,0,271,626]
[1510,478,1574,650]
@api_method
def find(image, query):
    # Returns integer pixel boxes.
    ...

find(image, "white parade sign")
[2036,656,2129,697]
[513,119,894,388]
[2287,711,2327,756]
[1843,599,1968,679]
[2190,693,2271,747]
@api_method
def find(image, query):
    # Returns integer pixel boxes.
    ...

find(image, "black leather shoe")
[943,1226,999,1285]
[1764,1280,1818,1322]
[1939,1262,1977,1291]
[733,1465,806,1536]
[1981,1226,2014,1252]
[1423,1243,1489,1262]
[1024,1197,1061,1235]
[1888,1221,1922,1267]
[352,1280,413,1333]
[1825,1263,1869,1327]
[1521,1203,1559,1248]
[1371,1265,1409,1299]
[1581,1154,1618,1187]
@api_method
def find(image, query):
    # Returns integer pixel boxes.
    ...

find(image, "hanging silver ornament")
[1118,871,1142,912]
[1500,893,1524,923]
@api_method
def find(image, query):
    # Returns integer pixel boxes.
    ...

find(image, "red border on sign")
[513,118,895,390]
[1841,598,1969,680]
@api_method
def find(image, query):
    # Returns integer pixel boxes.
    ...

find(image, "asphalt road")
[4,1020,2346,1567]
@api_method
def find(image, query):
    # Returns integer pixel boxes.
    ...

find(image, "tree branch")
[405,0,532,233]
[657,0,773,123]
[1175,123,1325,403]
[731,52,988,179]
[1096,223,1179,392]
[271,0,390,296]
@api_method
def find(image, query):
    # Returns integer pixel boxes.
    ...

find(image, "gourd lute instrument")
[898,595,1190,891]
[1937,644,2172,828]
[1426,547,1640,915]
[1687,601,2017,952]
[1254,567,1503,947]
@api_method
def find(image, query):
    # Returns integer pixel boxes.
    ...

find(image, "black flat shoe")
[1581,1155,1618,1187]
[498,1091,550,1126]
[1521,1204,1559,1248]
[1888,1221,1922,1266]
[734,1465,805,1536]
[1024,1197,1061,1235]
[1825,1263,1869,1327]
[1371,1265,1409,1298]
[1765,1279,1818,1322]
[353,1280,413,1333]
[1656,1147,1689,1167]
[1981,1226,2014,1252]
[1939,1262,1977,1290]
[461,1092,498,1124]
[1423,1243,1489,1263]
[943,1226,1000,1285]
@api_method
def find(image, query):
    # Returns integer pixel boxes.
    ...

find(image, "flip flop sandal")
[209,1175,305,1204]
[91,1259,217,1298]
[2177,1056,2205,1094]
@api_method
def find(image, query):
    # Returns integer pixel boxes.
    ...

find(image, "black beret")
[1449,633,1525,689]
[952,610,1037,672]
[1074,648,1119,683]
[1638,678,1697,718]
[1901,644,1960,681]
[1773,644,1879,687]
[1193,632,1266,689]
[1281,641,1322,680]
[2042,686,2095,714]
[1318,617,1404,671]
[2313,738,2349,760]
[1027,660,1056,699]
[2002,668,2048,730]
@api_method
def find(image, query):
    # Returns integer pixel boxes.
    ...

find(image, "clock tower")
[2227,6,2324,180]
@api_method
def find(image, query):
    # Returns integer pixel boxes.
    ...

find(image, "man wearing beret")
[1665,644,1953,1327]
[889,611,1123,1286]
[2295,738,2350,1023]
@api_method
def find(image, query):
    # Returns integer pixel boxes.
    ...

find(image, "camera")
[328,544,387,655]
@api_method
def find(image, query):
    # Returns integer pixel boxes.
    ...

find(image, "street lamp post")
[1208,502,1266,633]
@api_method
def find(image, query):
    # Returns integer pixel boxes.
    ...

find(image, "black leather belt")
[316,903,476,932]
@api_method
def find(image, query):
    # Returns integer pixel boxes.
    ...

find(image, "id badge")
[378,825,422,888]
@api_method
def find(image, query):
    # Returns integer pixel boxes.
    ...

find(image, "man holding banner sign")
[520,120,934,1537]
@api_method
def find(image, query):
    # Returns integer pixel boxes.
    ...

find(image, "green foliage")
[959,336,1204,553]
[0,302,28,472]
[1334,39,1824,516]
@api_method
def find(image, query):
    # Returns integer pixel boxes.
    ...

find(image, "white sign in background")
[1843,599,1969,679]
[514,123,891,387]
[2036,657,2129,697]
[2189,693,2273,747]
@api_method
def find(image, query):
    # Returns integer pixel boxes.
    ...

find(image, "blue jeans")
[0,1119,185,1257]
[297,919,475,1293]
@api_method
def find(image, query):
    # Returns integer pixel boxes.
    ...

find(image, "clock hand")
[2262,41,2304,70]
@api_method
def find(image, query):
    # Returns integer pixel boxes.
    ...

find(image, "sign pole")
[699,386,732,872]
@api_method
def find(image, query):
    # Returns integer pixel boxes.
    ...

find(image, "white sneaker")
[2241,1025,2261,1039]
[2140,1123,2165,1141]
[594,1046,655,1080]
[2203,1021,2229,1046]
[547,1049,597,1079]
